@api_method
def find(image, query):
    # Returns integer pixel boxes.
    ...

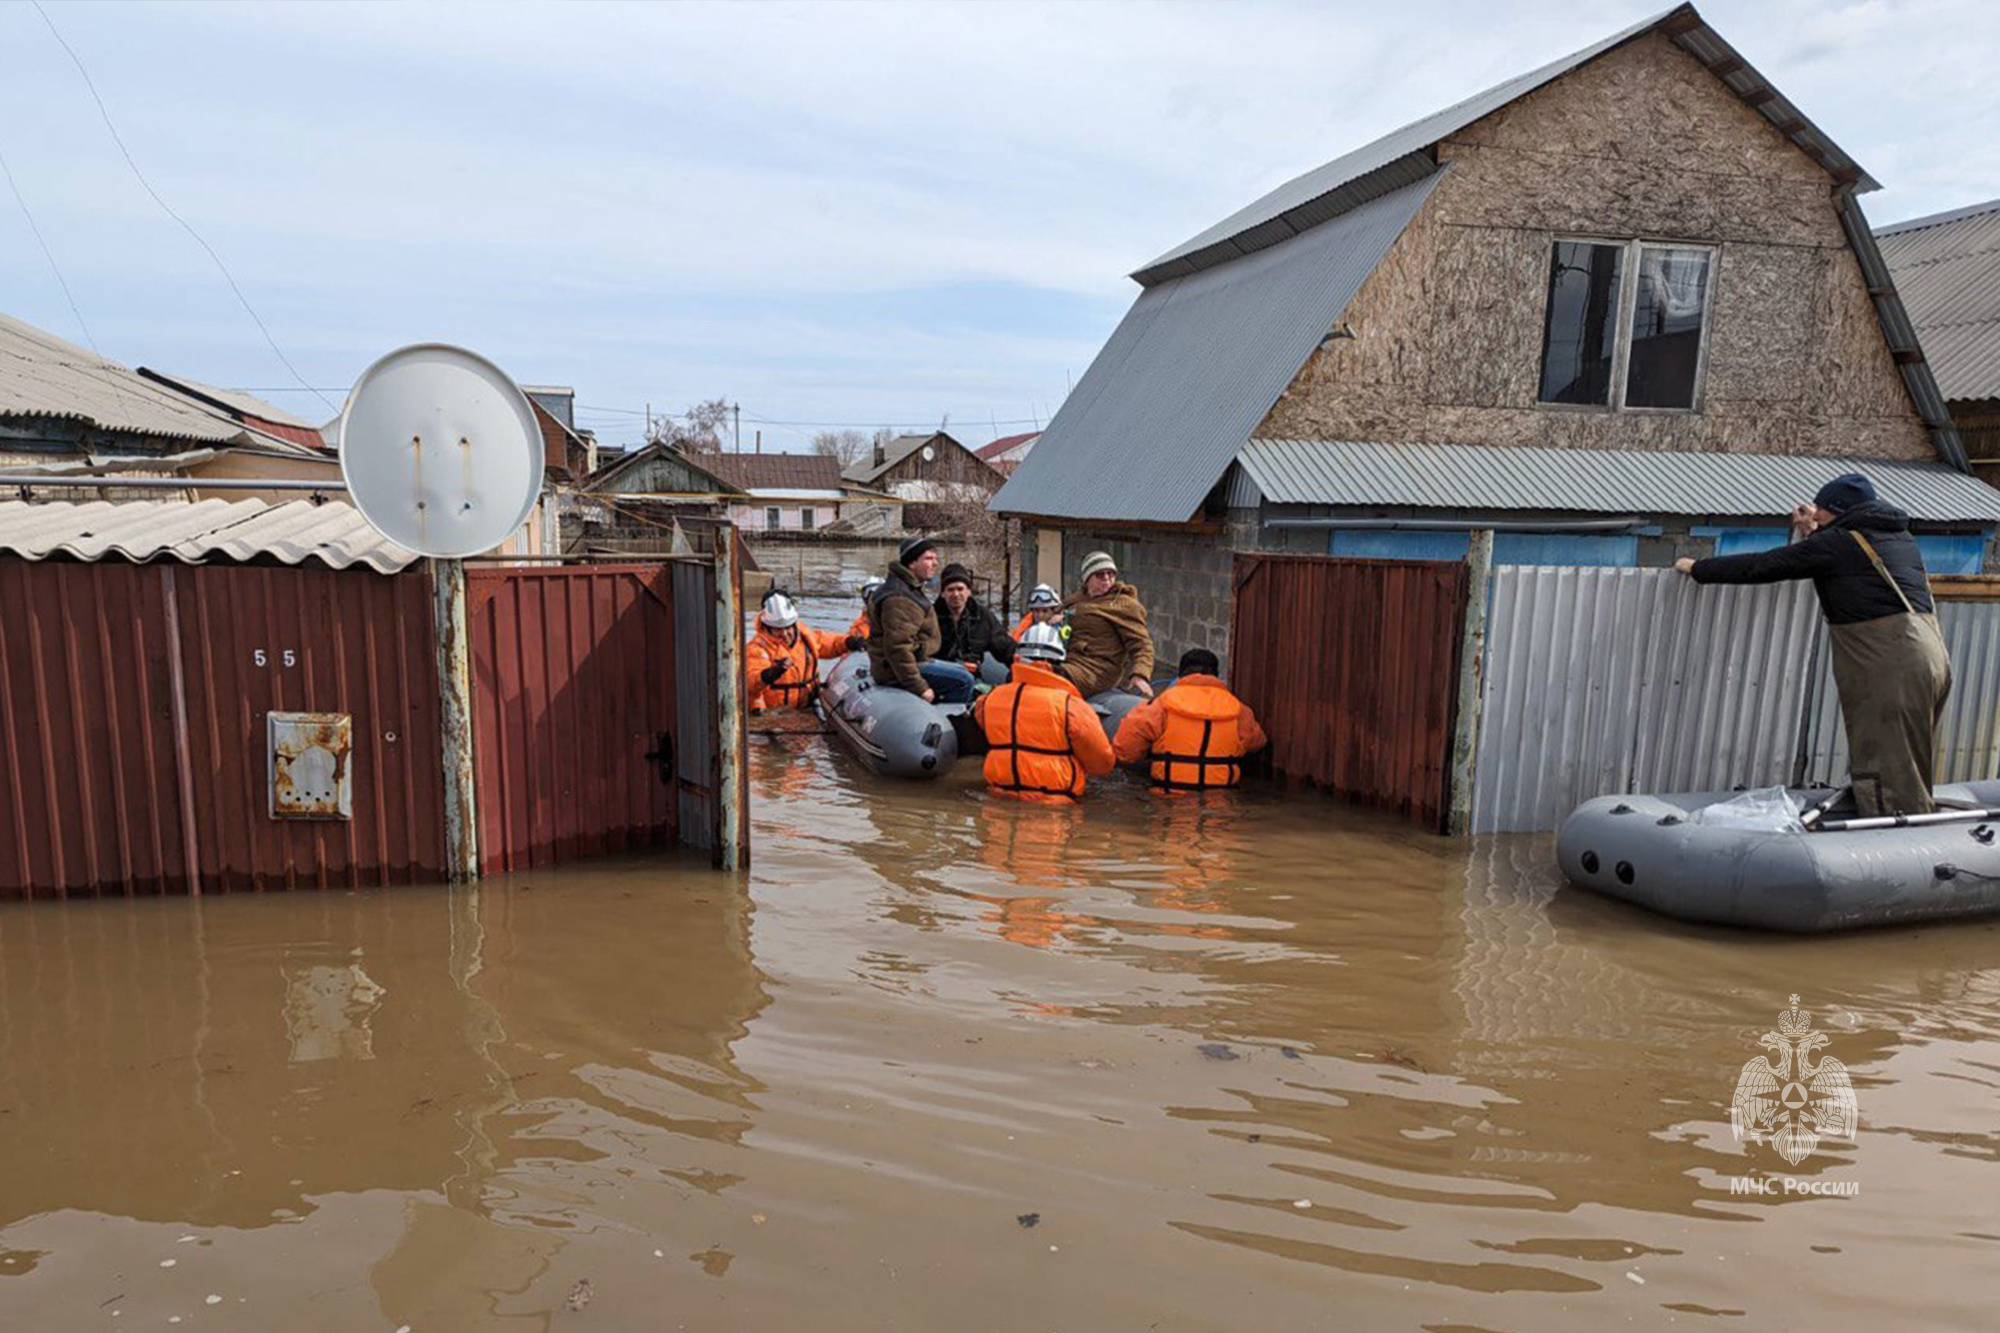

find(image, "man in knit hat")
[1677,472,1952,816]
[1059,550,1156,699]
[866,534,976,703]
[934,562,1014,674]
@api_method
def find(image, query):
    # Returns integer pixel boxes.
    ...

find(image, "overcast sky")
[2,0,1995,451]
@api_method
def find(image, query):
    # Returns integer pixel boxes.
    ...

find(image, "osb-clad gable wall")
[1259,31,1931,461]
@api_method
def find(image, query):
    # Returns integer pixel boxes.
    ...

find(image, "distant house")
[844,430,1002,501]
[0,310,333,502]
[992,3,2000,666]
[699,451,894,533]
[975,431,1041,478]
[1878,200,2000,485]
[571,442,747,553]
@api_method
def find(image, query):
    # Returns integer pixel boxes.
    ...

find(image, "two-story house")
[991,3,2000,666]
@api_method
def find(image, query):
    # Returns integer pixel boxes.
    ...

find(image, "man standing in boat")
[868,535,977,704]
[1676,472,1952,816]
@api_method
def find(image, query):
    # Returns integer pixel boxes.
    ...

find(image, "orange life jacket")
[847,611,871,641]
[747,628,824,710]
[1149,682,1247,790]
[982,663,1089,800]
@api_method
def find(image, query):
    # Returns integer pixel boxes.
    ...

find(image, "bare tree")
[811,429,870,469]
[647,397,732,454]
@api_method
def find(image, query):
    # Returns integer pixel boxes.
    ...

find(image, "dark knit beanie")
[898,534,938,565]
[1814,473,1877,514]
[938,562,973,591]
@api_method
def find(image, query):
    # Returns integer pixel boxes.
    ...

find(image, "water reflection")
[4,734,2000,1329]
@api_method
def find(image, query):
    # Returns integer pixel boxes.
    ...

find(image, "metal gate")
[466,565,681,872]
[1229,552,1469,829]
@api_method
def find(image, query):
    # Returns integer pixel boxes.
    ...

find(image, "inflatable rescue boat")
[817,653,960,779]
[1558,781,2000,932]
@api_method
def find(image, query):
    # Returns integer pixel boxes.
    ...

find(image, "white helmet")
[1017,621,1067,663]
[760,592,799,628]
[859,578,884,602]
[1027,583,1061,610]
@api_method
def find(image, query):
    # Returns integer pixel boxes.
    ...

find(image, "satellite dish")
[921,445,936,462]
[337,343,543,558]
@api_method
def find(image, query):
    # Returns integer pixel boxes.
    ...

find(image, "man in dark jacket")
[1676,472,1951,816]
[934,563,1014,673]
[867,536,977,704]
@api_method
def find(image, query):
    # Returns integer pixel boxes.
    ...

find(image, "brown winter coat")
[1058,580,1155,697]
[867,561,942,693]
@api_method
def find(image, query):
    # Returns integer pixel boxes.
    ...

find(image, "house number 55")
[253,649,299,668]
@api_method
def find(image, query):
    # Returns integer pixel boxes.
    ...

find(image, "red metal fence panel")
[1229,553,1468,830]
[467,565,680,873]
[0,560,446,899]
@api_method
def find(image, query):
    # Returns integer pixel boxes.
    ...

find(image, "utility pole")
[645,401,651,443]
[732,402,741,453]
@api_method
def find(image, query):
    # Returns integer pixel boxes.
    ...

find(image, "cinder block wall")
[1022,512,1258,674]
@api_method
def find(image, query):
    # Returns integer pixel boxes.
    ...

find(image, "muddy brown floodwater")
[5,735,2000,1331]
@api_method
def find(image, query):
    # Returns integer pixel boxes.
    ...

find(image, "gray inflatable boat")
[817,653,960,779]
[1558,781,2000,932]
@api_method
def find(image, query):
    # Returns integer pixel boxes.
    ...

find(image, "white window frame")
[764,506,782,530]
[1539,236,1720,415]
[800,507,816,532]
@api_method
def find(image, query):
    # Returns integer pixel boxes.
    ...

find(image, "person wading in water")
[1676,472,1952,816]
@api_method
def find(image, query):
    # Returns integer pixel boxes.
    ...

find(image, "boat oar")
[1816,807,2000,833]
[1799,787,1848,830]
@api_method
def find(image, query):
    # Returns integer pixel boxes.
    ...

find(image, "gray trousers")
[1830,611,1952,817]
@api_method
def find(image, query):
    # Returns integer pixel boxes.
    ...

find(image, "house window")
[765,506,781,530]
[801,507,816,532]
[1537,239,1716,412]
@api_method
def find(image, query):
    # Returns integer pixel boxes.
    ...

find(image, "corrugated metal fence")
[1799,596,2000,787]
[467,565,681,873]
[1469,568,2000,833]
[1,559,446,897]
[1230,552,1467,830]
[1470,568,1820,833]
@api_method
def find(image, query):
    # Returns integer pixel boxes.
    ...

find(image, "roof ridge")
[1876,197,2000,237]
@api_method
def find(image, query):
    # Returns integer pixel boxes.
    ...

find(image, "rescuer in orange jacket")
[1010,583,1068,642]
[1112,648,1267,790]
[972,622,1116,804]
[746,592,858,712]
[846,578,884,641]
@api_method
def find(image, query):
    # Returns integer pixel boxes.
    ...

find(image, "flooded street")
[5,736,2000,1331]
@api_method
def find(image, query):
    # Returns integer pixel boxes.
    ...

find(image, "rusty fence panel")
[467,565,679,873]
[1229,553,1468,830]
[0,559,446,899]
[672,559,720,855]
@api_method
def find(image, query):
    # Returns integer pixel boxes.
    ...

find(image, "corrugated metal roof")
[0,313,252,444]
[991,172,1442,524]
[1877,198,2000,402]
[136,368,316,429]
[0,499,418,572]
[1136,3,1876,286]
[1237,438,2000,522]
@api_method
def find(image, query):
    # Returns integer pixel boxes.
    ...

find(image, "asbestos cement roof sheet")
[0,498,420,572]
[0,313,252,444]
[1136,4,1876,286]
[990,171,1442,525]
[1877,199,2000,402]
[1236,438,2000,523]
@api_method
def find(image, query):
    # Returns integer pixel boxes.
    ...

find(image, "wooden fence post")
[1446,530,1494,836]
[434,557,480,881]
[714,532,747,870]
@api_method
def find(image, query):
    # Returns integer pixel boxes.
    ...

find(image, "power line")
[32,0,337,415]
[0,133,141,422]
